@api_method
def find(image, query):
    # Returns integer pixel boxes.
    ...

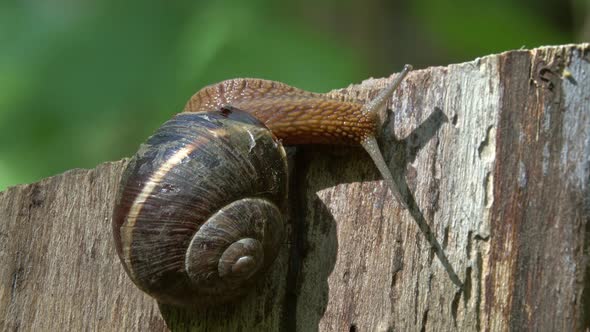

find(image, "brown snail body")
[184,78,376,145]
[112,66,413,307]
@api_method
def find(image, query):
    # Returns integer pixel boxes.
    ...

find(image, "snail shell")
[112,109,287,306]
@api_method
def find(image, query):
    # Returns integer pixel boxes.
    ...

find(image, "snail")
[112,65,413,307]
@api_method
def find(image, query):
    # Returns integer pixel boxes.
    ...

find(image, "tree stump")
[1,44,589,331]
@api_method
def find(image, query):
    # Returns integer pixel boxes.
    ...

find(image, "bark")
[1,44,589,331]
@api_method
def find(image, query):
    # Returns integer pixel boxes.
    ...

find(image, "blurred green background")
[0,0,587,190]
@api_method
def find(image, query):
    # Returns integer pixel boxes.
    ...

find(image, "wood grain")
[1,44,588,331]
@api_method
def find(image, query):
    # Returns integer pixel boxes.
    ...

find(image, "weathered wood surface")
[0,44,588,331]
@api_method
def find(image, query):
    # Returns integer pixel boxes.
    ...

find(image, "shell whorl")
[112,110,288,306]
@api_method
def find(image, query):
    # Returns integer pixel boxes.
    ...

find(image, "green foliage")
[409,0,570,60]
[0,0,576,190]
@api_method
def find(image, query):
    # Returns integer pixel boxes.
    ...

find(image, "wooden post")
[1,44,588,331]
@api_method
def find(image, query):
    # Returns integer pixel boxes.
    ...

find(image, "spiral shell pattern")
[112,110,287,306]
